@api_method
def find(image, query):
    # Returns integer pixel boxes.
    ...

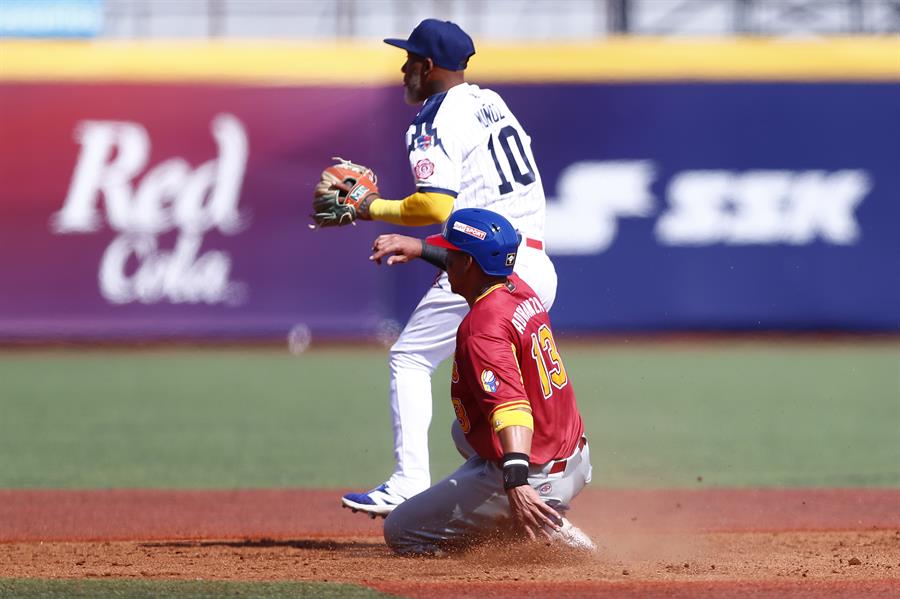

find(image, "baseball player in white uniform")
[312,19,557,515]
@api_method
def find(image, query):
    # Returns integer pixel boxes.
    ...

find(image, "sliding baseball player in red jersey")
[368,208,594,555]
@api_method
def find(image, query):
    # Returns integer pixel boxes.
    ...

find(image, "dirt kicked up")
[1,488,899,598]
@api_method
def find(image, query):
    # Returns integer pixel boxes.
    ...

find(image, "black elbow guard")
[420,241,448,270]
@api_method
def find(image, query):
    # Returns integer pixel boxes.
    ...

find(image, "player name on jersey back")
[511,296,546,334]
[475,102,504,128]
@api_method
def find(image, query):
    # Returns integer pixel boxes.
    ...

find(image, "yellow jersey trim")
[492,408,534,433]
[475,283,506,304]
[511,342,524,385]
[489,400,532,420]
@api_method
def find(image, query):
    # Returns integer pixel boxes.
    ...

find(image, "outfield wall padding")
[1,41,898,338]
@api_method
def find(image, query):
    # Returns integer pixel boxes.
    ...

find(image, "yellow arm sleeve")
[368,191,455,226]
[492,406,534,434]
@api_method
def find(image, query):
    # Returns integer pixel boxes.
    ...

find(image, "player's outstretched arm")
[368,191,454,226]
[370,234,447,269]
[311,158,453,228]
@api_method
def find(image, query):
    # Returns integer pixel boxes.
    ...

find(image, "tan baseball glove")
[312,157,380,228]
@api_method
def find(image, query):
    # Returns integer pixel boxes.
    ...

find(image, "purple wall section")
[1,82,898,340]
[0,84,437,339]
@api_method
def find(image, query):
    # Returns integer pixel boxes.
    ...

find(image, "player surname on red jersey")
[511,295,546,334]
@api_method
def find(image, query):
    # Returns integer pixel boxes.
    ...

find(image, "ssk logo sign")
[545,161,871,255]
[51,114,248,305]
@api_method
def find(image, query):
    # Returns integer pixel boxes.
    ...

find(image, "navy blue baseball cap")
[426,208,521,276]
[384,19,475,71]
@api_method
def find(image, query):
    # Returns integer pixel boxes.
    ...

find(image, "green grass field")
[0,579,398,598]
[1,340,897,489]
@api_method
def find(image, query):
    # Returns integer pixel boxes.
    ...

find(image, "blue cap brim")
[384,38,411,50]
[384,38,430,60]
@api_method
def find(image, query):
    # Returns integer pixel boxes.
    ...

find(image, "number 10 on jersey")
[488,125,536,195]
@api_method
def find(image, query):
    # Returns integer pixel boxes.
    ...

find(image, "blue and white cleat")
[341,484,406,518]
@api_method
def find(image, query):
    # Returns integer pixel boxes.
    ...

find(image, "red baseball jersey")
[450,274,584,464]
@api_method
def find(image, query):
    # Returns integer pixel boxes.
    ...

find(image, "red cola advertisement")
[0,84,427,340]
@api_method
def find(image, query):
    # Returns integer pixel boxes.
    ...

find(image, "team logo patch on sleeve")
[414,158,435,180]
[415,134,434,150]
[481,369,499,393]
[451,359,460,383]
[407,122,443,153]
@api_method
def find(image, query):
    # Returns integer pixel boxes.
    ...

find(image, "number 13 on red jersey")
[530,324,569,399]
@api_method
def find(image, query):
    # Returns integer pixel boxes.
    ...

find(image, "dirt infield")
[1,488,899,598]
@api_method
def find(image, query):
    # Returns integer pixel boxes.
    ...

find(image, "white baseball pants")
[385,244,557,499]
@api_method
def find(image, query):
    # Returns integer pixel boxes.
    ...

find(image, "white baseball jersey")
[405,82,546,240]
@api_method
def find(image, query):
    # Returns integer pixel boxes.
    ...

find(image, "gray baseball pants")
[383,421,592,555]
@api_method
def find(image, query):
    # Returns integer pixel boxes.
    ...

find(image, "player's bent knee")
[383,510,422,555]
[383,505,445,556]
[382,510,404,552]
